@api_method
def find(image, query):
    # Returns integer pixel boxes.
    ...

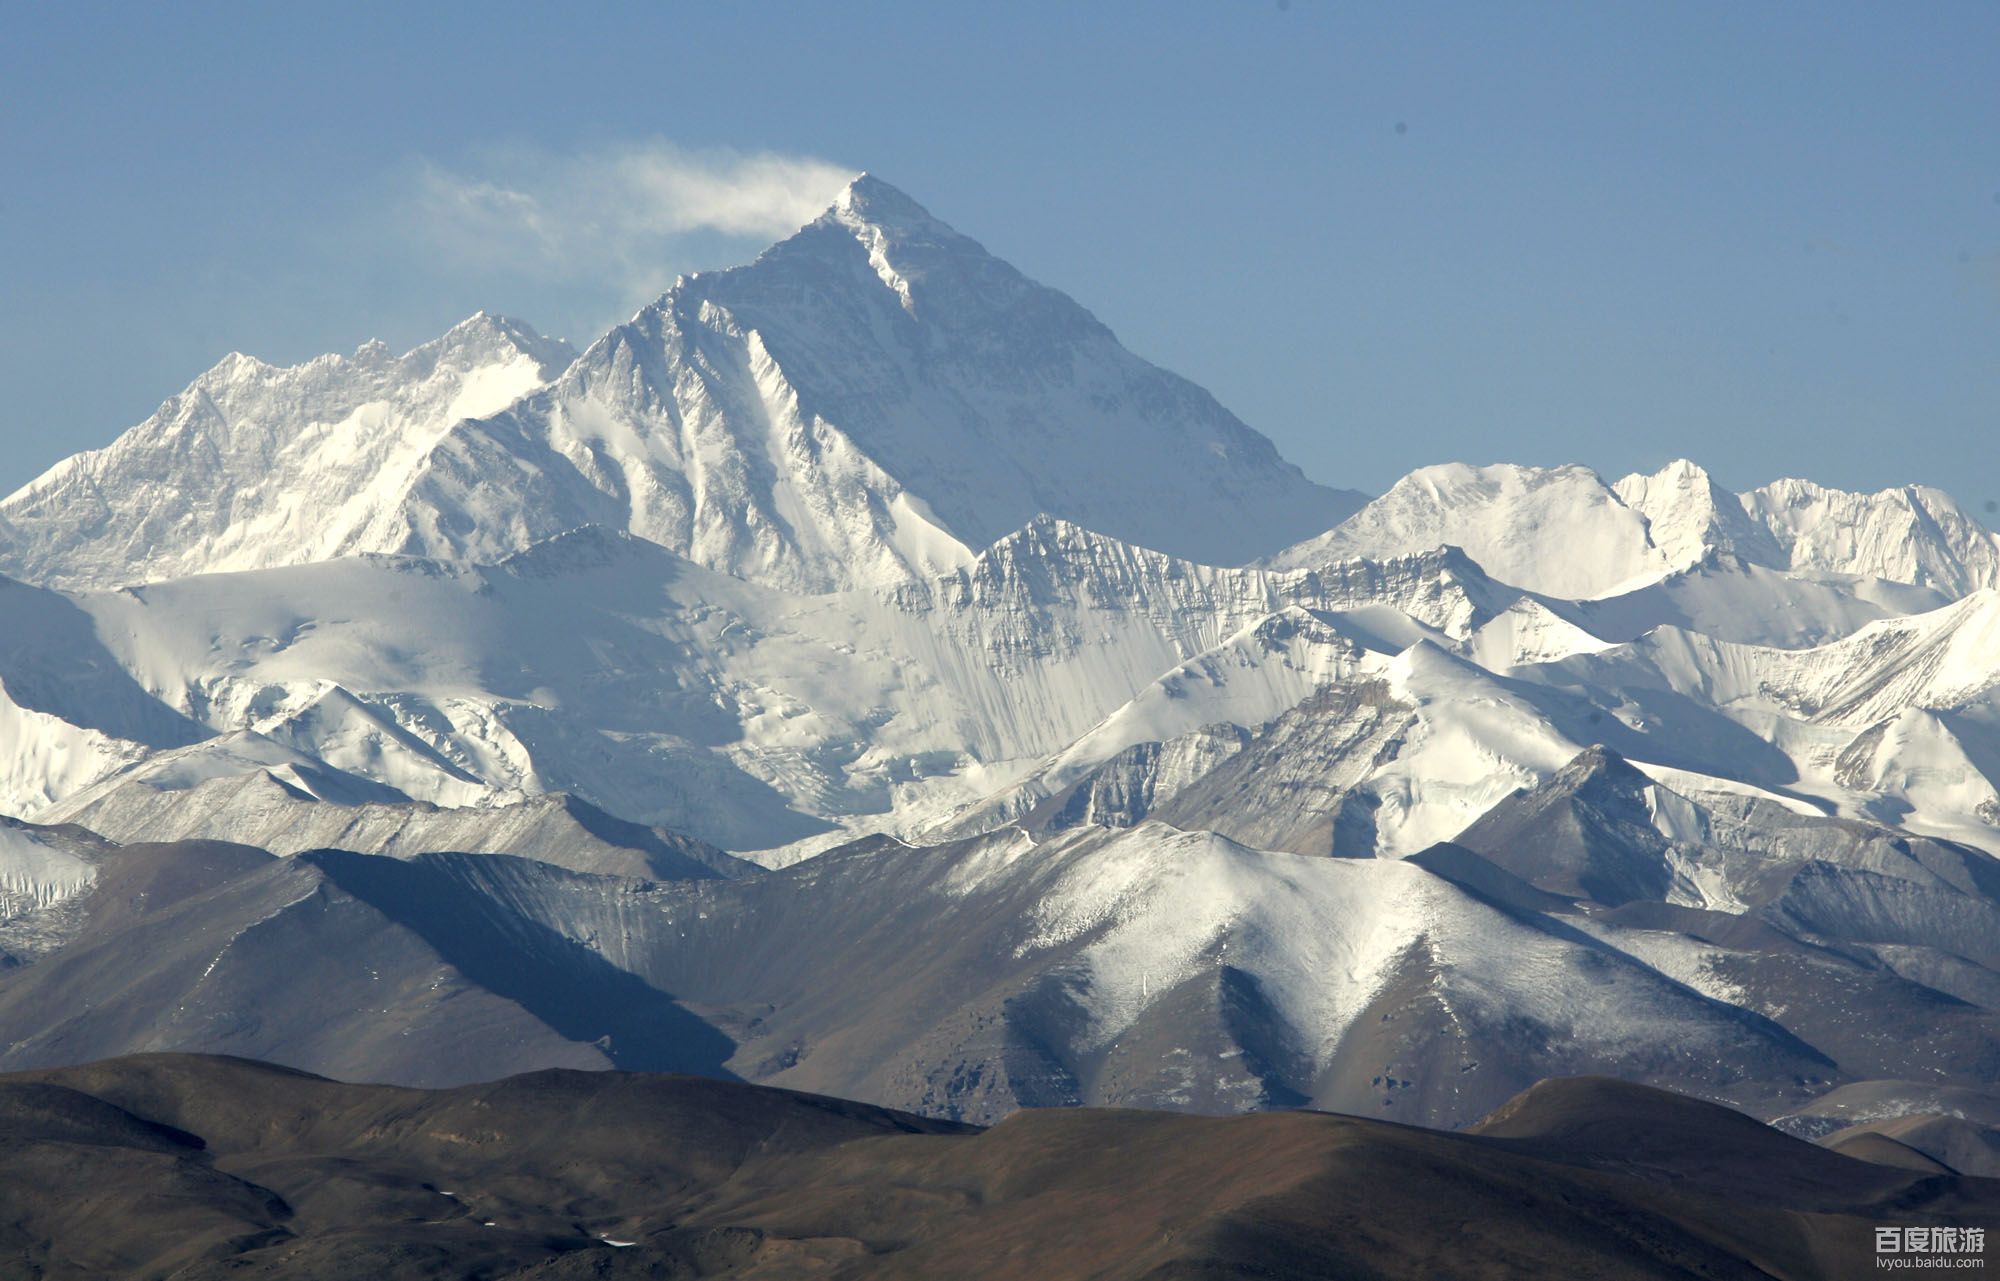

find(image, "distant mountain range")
[2,176,1999,1144]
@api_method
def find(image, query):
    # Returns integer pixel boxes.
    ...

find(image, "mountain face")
[0,176,1363,595]
[1612,458,1786,569]
[502,174,1365,589]
[0,519,1552,858]
[1616,460,2000,594]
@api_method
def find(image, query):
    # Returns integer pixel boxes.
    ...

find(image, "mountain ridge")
[0,175,1365,595]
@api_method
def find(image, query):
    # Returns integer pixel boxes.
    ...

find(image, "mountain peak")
[812,173,984,317]
[1614,459,1783,572]
[1551,743,1652,792]
[1450,744,1685,906]
[184,313,570,392]
[423,312,575,379]
[831,172,941,232]
[1654,458,1711,484]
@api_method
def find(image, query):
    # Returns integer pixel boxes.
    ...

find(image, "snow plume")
[406,140,856,292]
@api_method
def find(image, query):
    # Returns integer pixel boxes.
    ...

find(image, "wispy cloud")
[402,140,857,300]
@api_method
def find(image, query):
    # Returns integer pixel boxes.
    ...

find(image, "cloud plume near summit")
[403,139,856,295]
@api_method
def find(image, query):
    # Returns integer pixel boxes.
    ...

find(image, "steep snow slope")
[1272,458,2000,613]
[1460,597,1612,669]
[46,730,419,809]
[10,498,1999,870]
[973,601,1993,867]
[1458,745,2000,1004]
[932,610,1378,837]
[395,176,1363,590]
[1835,707,2000,846]
[10,160,2000,1140]
[1504,593,2000,852]
[1771,591,2000,728]
[1549,591,2000,734]
[488,175,1362,587]
[0,576,208,748]
[0,818,115,962]
[1572,550,1950,649]
[0,574,211,816]
[0,315,575,589]
[21,503,1986,867]
[0,681,151,821]
[995,609,1371,800]
[1364,642,1588,852]
[1608,462,2000,596]
[973,682,1412,857]
[1267,463,1669,599]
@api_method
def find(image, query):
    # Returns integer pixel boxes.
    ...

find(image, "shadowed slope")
[0,842,737,1085]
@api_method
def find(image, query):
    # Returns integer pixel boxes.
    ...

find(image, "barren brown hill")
[3,1054,1994,1279]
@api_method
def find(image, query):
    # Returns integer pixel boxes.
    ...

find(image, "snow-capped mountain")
[1618,459,2000,594]
[4,176,2000,1136]
[1612,458,1785,570]
[0,817,109,953]
[0,176,1362,594]
[0,315,576,590]
[1270,457,2000,604]
[480,174,1363,590]
[1267,462,1672,599]
[1741,477,2000,594]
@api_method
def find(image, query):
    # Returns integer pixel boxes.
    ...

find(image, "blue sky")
[3,2,1996,507]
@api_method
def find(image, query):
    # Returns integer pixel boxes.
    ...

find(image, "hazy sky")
[4,2,1996,506]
